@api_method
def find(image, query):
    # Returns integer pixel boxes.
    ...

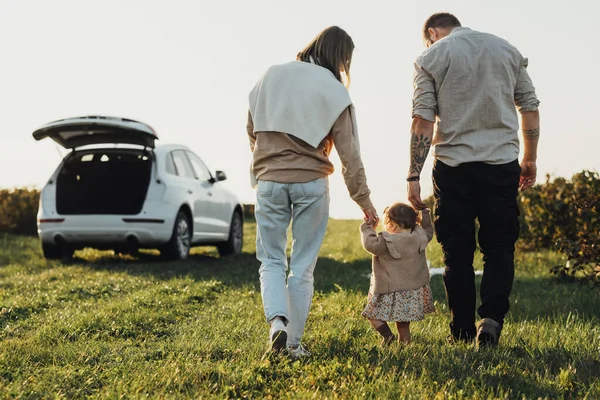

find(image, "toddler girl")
[360,202,435,345]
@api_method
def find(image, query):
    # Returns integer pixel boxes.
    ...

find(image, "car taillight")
[38,218,65,223]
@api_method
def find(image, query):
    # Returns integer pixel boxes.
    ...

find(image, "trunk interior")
[56,149,152,215]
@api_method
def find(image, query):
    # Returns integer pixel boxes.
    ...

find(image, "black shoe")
[446,333,475,344]
[447,327,476,344]
[476,318,501,349]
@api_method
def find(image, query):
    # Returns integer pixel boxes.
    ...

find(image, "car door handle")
[187,189,193,194]
[208,192,213,196]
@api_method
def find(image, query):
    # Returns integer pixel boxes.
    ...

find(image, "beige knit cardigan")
[360,210,434,294]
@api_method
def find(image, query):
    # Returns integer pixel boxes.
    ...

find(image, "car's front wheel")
[161,210,192,261]
[217,210,243,257]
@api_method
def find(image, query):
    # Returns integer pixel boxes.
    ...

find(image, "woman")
[247,26,378,358]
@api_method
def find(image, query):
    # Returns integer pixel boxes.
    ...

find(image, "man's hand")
[519,160,537,191]
[407,181,427,210]
[519,110,539,192]
[363,206,379,228]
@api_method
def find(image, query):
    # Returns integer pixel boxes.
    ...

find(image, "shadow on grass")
[429,273,600,323]
[70,250,263,290]
[251,334,599,399]
[72,250,600,323]
[508,276,600,323]
[377,344,597,398]
[69,250,375,294]
[311,331,600,399]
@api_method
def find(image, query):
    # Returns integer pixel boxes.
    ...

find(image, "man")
[406,12,540,347]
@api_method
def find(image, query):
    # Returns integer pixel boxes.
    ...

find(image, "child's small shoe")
[381,335,396,346]
[375,323,396,346]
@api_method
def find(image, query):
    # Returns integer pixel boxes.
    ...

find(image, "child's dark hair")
[384,202,421,231]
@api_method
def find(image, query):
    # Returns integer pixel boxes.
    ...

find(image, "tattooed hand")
[520,122,539,190]
[519,160,537,191]
[407,181,427,210]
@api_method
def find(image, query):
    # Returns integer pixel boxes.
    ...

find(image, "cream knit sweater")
[248,60,353,148]
[360,210,434,294]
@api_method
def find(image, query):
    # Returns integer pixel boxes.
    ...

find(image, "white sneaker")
[287,343,311,359]
[269,319,287,352]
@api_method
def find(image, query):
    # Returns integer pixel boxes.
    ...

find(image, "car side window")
[165,152,177,175]
[171,150,196,179]
[186,151,212,182]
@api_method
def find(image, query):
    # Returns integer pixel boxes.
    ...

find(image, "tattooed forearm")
[409,132,432,176]
[523,128,540,140]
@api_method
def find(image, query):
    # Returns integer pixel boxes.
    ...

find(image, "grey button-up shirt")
[412,27,540,167]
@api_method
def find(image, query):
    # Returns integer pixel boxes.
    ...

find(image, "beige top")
[360,210,433,294]
[412,27,540,167]
[247,106,373,210]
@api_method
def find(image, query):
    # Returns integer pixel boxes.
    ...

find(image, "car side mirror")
[215,170,227,182]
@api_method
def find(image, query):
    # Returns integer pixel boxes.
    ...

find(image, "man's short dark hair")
[423,12,461,43]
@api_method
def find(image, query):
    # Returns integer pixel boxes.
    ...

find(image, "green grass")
[0,220,599,399]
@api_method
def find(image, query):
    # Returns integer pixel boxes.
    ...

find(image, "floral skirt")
[361,285,435,322]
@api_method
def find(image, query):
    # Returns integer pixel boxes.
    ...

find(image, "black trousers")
[432,159,521,338]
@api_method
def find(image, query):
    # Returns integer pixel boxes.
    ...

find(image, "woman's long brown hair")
[296,26,354,87]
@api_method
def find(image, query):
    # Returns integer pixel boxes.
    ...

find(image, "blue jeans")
[255,177,330,346]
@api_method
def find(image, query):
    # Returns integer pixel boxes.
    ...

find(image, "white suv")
[32,115,244,261]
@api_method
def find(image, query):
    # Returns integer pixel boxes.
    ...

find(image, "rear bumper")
[37,214,174,248]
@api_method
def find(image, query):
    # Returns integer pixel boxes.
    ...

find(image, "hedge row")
[519,170,599,250]
[0,188,40,236]
[520,170,599,286]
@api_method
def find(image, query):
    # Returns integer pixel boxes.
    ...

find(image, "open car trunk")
[56,149,152,215]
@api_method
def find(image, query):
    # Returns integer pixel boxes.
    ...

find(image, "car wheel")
[161,210,192,261]
[217,211,243,257]
[42,242,74,260]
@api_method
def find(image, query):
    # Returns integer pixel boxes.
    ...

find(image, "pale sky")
[1,0,597,219]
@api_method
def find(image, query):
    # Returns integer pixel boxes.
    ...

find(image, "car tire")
[161,210,192,261]
[42,242,74,260]
[217,210,243,257]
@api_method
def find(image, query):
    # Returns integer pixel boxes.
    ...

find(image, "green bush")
[545,173,600,286]
[0,188,40,236]
[519,170,600,251]
[243,203,255,221]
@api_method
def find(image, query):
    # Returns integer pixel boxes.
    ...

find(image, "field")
[0,220,599,399]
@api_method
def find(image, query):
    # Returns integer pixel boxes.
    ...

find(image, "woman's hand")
[363,206,379,228]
